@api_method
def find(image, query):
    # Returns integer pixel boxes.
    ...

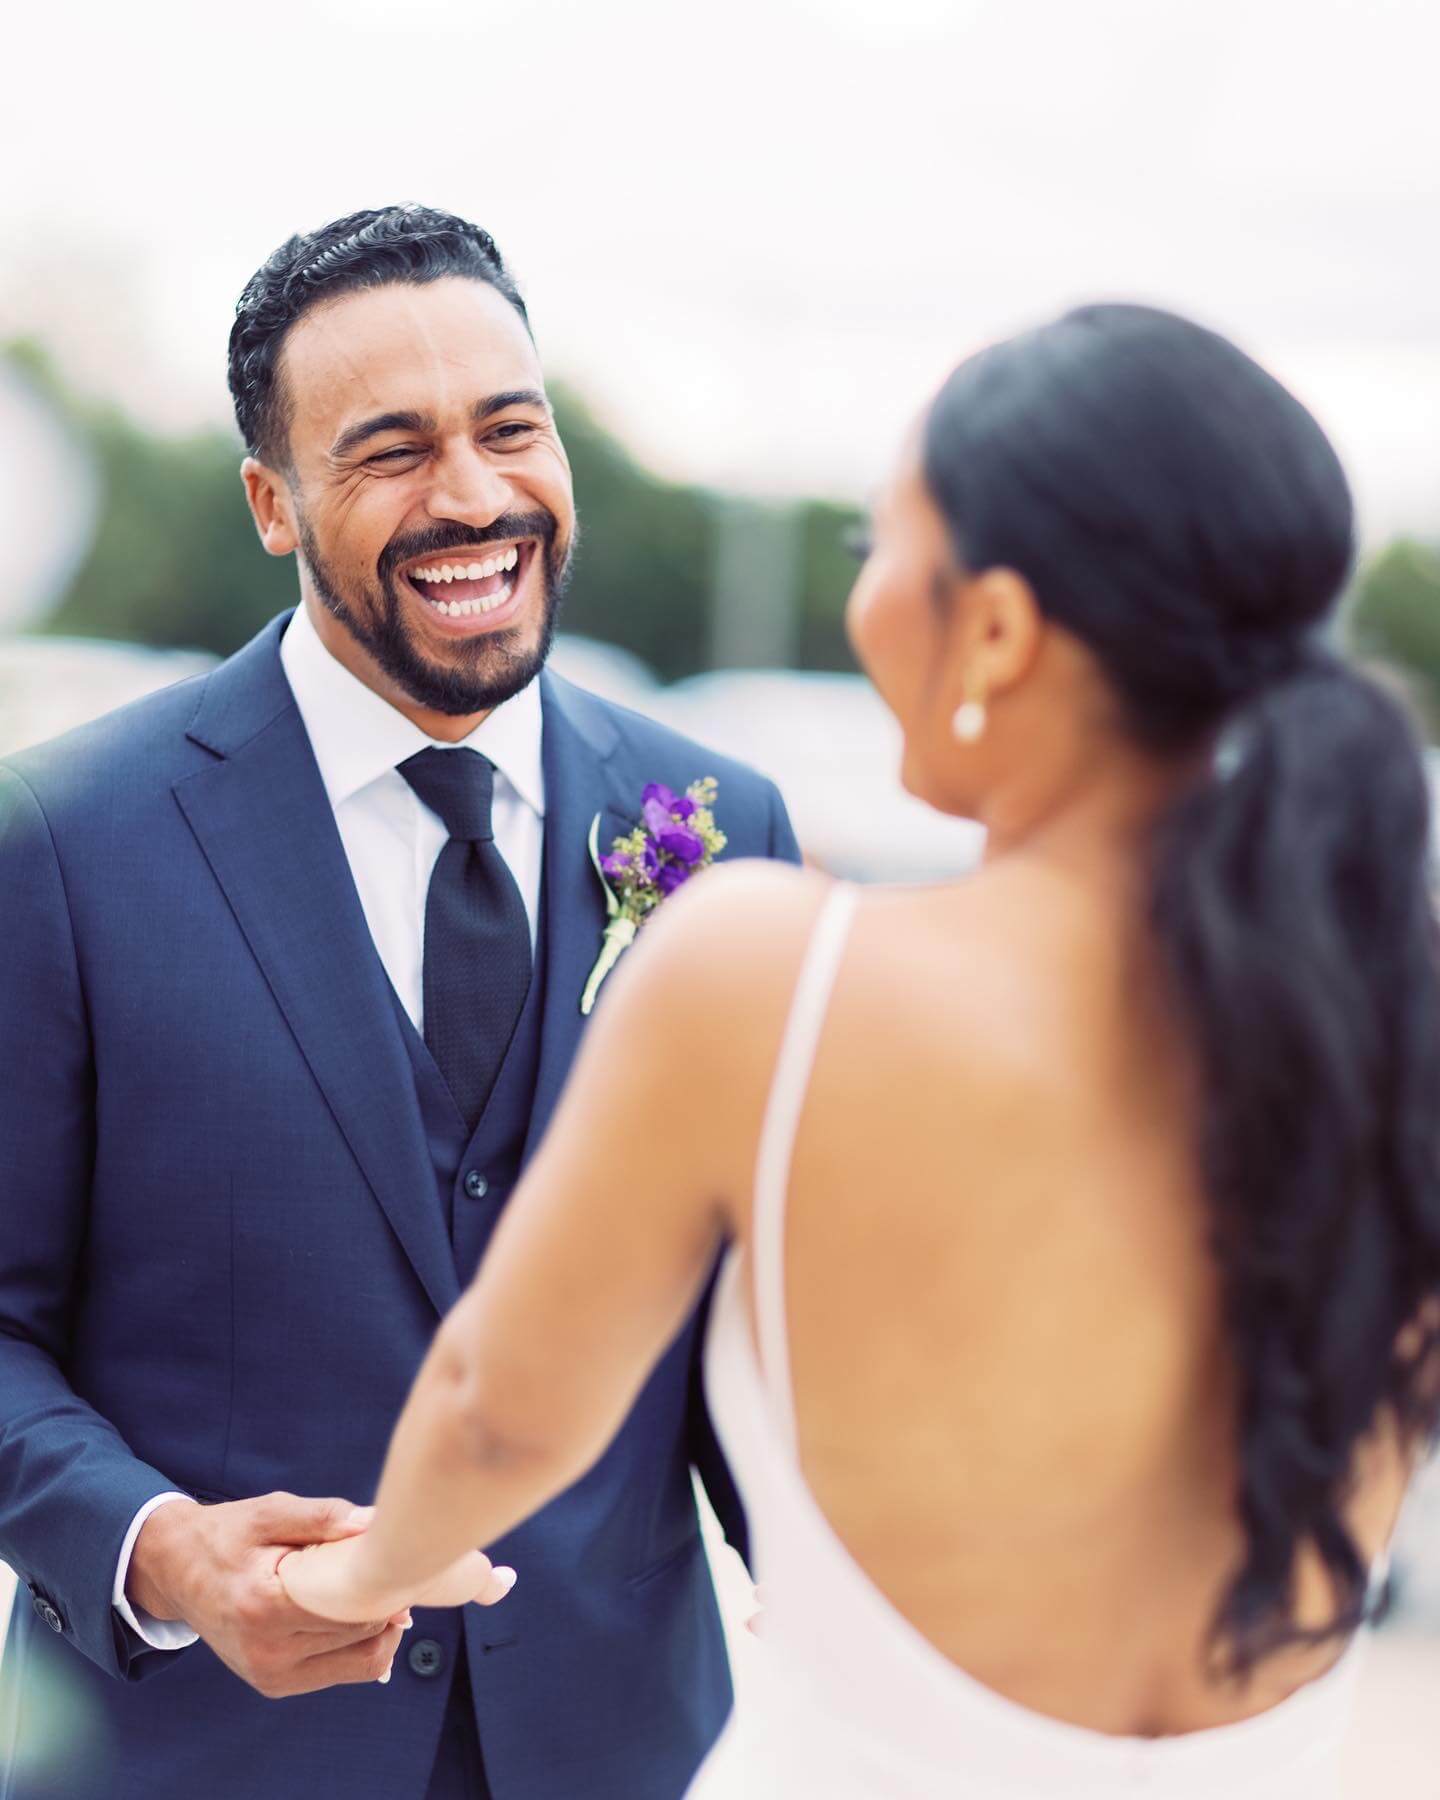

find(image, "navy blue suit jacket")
[0,615,800,1800]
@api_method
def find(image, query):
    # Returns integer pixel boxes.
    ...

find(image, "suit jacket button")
[408,1637,445,1678]
[33,1597,63,1633]
[463,1170,489,1200]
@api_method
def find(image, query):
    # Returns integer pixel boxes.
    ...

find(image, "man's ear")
[241,457,299,558]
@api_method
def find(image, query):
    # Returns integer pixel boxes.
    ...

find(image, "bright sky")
[4,0,1438,543]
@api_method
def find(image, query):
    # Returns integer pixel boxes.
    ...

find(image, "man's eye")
[489,422,538,443]
[368,447,422,465]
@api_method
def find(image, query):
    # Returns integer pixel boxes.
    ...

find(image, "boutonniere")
[580,778,727,1015]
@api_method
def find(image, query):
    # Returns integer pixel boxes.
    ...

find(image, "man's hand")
[126,1492,412,1697]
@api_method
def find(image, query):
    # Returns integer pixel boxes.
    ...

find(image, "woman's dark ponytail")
[1150,649,1440,1670]
[922,303,1440,1673]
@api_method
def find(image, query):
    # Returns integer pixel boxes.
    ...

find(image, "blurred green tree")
[1346,538,1440,739]
[6,341,864,679]
[544,386,713,679]
[8,339,293,654]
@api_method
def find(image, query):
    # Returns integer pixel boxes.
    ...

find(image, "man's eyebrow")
[330,410,435,460]
[473,389,550,421]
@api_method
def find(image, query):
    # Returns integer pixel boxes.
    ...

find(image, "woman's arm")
[280,862,816,1622]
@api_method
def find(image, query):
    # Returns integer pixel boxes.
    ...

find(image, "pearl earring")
[952,699,987,745]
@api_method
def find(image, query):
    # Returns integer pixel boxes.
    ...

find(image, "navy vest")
[390,896,551,1282]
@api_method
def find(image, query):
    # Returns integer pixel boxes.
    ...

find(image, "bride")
[280,303,1440,1797]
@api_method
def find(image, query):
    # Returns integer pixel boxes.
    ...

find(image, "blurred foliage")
[1346,538,1440,739]
[13,339,1439,710]
[9,338,295,653]
[6,341,862,682]
[798,500,865,670]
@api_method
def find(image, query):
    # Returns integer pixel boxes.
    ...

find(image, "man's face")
[275,276,575,715]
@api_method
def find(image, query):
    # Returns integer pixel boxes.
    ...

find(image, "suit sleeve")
[0,767,189,1681]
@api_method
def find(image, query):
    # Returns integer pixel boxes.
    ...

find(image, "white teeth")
[411,548,520,586]
[423,575,515,621]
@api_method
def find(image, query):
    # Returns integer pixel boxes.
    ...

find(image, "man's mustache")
[378,510,558,582]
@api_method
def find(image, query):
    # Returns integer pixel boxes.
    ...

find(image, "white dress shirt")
[114,603,547,1648]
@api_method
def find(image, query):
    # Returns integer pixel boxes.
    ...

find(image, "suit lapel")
[174,619,460,1318]
[523,671,631,1160]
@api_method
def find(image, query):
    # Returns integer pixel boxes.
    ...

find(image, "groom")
[0,206,799,1800]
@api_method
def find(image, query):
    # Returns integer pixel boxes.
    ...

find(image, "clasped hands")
[127,1490,514,1698]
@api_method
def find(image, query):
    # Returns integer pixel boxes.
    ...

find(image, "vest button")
[33,1596,63,1633]
[463,1169,489,1200]
[407,1637,445,1678]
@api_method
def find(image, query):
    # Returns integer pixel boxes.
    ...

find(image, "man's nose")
[423,445,513,528]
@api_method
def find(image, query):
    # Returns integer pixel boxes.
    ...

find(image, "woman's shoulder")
[624,860,840,1011]
[614,857,1084,1086]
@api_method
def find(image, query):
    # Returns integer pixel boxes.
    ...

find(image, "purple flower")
[656,861,693,896]
[642,841,661,879]
[600,851,631,878]
[656,823,704,864]
[641,796,674,837]
[671,793,697,821]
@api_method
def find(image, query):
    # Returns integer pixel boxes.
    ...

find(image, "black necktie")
[399,747,532,1131]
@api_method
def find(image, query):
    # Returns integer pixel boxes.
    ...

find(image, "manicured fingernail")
[401,1613,413,1630]
[346,1505,375,1529]
[378,1666,392,1685]
[494,1566,517,1592]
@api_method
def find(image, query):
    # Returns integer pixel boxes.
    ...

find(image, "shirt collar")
[279,603,546,819]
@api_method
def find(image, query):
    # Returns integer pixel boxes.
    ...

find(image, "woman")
[280,304,1440,1796]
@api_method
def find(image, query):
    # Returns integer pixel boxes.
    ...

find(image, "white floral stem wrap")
[581,815,634,1015]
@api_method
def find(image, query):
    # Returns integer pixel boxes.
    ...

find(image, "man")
[0,205,800,1800]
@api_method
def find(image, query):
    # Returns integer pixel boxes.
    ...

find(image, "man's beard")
[297,507,570,716]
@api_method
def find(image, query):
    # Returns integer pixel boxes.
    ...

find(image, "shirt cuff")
[113,1492,201,1650]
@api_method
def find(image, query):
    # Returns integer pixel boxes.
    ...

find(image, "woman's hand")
[411,1551,517,1610]
[276,1531,516,1624]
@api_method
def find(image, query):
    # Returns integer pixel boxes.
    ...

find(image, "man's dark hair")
[227,204,531,467]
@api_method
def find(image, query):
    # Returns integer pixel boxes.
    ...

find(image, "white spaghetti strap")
[752,881,860,1455]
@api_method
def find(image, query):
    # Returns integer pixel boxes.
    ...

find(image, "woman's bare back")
[722,867,1408,1737]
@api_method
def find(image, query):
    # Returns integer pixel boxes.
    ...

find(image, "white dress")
[693,883,1366,1799]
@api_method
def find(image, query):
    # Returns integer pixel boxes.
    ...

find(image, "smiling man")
[0,207,799,1800]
